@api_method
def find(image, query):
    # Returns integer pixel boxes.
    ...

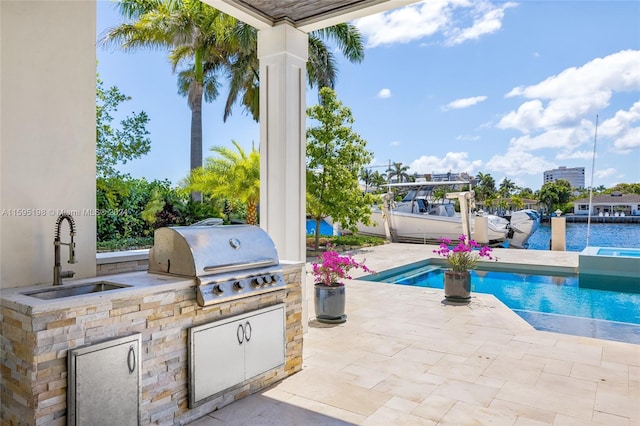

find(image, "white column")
[1,1,97,287]
[257,24,308,263]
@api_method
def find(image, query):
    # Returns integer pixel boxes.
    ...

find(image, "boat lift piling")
[446,191,474,243]
[381,192,399,243]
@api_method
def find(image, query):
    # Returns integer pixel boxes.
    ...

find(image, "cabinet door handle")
[237,323,244,344]
[244,321,252,342]
[127,345,136,374]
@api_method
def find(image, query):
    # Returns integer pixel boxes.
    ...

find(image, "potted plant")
[434,234,495,301]
[312,245,372,323]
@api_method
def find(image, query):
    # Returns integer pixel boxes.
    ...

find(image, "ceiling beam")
[298,0,420,32]
[200,0,422,32]
[201,0,273,30]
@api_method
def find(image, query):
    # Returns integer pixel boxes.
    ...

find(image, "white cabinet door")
[68,334,141,426]
[189,303,285,407]
[244,305,285,380]
[191,320,245,404]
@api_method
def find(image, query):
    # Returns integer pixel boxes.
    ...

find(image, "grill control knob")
[270,275,279,285]
[233,281,244,292]
[213,285,224,295]
[250,278,261,288]
[263,275,272,284]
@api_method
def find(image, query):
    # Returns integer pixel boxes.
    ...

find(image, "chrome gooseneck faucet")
[53,213,76,285]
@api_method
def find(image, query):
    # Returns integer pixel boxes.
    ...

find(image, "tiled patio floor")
[188,244,640,425]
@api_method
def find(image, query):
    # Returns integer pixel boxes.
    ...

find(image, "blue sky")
[97,0,640,191]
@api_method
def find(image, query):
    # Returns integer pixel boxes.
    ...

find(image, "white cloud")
[409,152,482,175]
[495,50,640,167]
[390,140,401,146]
[500,50,640,133]
[556,150,596,161]
[377,88,392,99]
[442,96,487,110]
[611,127,640,153]
[509,120,594,153]
[457,135,481,141]
[486,148,556,177]
[598,100,640,153]
[446,2,516,45]
[595,168,617,179]
[354,0,517,48]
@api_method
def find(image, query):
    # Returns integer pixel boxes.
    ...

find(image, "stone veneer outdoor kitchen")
[0,262,304,425]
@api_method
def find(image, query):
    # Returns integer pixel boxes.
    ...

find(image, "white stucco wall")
[1,0,96,288]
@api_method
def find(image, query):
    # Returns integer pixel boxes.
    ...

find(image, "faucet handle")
[60,270,75,279]
[69,239,76,264]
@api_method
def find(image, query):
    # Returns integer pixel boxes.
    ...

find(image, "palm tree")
[499,178,516,198]
[102,0,237,200]
[222,21,364,121]
[370,171,387,191]
[360,168,374,193]
[386,162,410,183]
[188,141,260,224]
[474,172,496,202]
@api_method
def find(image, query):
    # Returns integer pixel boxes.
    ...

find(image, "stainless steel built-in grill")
[148,225,285,306]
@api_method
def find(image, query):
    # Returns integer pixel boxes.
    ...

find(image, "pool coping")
[353,253,638,345]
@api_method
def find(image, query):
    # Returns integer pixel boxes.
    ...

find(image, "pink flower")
[432,234,497,273]
[312,244,373,286]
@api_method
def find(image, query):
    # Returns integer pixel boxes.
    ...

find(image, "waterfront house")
[573,192,640,216]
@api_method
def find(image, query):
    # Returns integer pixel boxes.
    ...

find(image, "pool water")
[368,265,640,344]
[596,247,640,257]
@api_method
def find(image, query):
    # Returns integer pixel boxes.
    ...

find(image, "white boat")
[332,181,540,248]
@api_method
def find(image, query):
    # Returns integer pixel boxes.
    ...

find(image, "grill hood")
[148,225,279,278]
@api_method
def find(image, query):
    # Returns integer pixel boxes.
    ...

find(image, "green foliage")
[97,237,154,252]
[608,183,640,195]
[102,0,238,183]
[386,162,410,183]
[96,75,151,180]
[186,141,260,224]
[498,178,516,198]
[474,172,497,201]
[432,187,447,203]
[96,176,221,243]
[306,88,377,248]
[516,187,535,199]
[331,234,385,247]
[510,196,525,210]
[537,179,572,212]
[224,22,364,122]
[97,177,169,241]
[305,234,386,252]
[360,168,388,194]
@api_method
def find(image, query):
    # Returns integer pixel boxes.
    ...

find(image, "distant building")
[426,172,472,182]
[572,192,640,216]
[543,166,585,188]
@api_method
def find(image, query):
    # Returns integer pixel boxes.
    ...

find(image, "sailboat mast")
[586,115,599,248]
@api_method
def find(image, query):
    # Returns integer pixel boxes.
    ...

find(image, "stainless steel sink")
[22,282,132,300]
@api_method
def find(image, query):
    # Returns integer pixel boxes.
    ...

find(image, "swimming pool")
[362,263,640,344]
[597,247,640,257]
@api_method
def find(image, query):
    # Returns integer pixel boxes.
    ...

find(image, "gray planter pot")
[314,284,346,323]
[444,270,471,301]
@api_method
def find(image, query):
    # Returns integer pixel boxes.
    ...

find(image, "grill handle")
[203,258,276,275]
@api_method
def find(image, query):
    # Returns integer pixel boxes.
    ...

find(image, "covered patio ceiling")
[204,0,418,31]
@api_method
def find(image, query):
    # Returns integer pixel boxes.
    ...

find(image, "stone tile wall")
[96,250,149,276]
[0,265,303,425]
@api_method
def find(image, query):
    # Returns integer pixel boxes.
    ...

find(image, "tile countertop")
[0,271,194,315]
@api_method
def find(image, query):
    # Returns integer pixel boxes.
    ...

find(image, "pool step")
[514,309,640,345]
[385,265,442,284]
